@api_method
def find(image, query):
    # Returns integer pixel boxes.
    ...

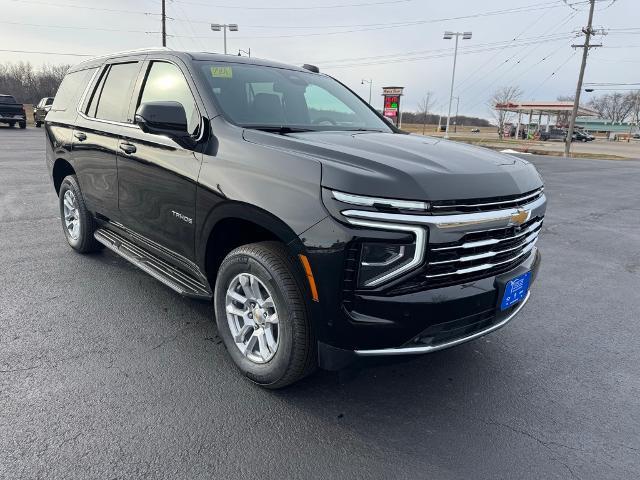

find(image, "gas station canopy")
[495,101,598,117]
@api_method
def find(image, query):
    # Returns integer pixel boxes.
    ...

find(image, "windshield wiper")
[243,125,316,135]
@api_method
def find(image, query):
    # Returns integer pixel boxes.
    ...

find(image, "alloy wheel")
[225,273,279,364]
[63,190,80,240]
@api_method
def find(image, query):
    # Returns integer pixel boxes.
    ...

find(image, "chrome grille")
[423,215,543,288]
[430,188,544,214]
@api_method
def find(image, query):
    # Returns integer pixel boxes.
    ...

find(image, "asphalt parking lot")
[1,126,639,479]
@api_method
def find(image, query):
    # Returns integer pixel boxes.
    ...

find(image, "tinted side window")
[139,61,199,135]
[51,68,96,112]
[93,62,140,123]
[86,68,108,118]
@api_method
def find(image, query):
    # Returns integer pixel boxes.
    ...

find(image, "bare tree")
[490,86,522,140]
[556,95,575,125]
[588,93,635,123]
[0,62,70,104]
[417,93,436,135]
[624,90,640,126]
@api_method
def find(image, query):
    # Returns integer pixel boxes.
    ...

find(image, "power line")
[527,51,579,98]
[169,1,575,34]
[454,6,555,91]
[169,0,414,9]
[0,20,156,34]
[0,48,94,57]
[6,0,159,15]
[584,82,640,86]
[455,10,579,99]
[317,33,573,67]
[321,36,575,69]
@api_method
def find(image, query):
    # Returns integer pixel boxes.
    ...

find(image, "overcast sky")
[1,0,636,118]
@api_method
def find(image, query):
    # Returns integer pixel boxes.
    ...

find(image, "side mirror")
[135,101,192,145]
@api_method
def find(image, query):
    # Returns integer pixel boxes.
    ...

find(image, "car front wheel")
[214,241,316,388]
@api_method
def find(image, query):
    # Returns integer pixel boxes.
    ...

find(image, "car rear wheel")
[35,121,41,128]
[214,241,316,389]
[58,175,102,253]
[19,122,26,129]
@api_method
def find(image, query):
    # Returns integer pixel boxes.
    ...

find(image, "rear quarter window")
[51,68,97,113]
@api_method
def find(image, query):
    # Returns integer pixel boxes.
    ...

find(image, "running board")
[94,228,212,301]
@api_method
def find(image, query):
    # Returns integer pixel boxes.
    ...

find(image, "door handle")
[73,132,87,141]
[119,142,137,154]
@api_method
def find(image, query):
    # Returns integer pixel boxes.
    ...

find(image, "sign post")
[382,86,404,127]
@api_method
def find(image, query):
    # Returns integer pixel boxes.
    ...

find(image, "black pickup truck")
[0,95,27,128]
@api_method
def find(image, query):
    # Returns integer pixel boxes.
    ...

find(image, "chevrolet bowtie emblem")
[509,209,530,226]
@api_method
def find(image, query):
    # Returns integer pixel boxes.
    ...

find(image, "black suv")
[46,49,546,388]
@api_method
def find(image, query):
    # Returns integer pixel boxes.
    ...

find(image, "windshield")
[198,62,390,132]
[0,96,17,104]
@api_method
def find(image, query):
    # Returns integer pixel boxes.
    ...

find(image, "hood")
[242,130,543,201]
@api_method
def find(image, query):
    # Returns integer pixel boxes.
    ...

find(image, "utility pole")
[161,0,167,47]
[564,0,600,157]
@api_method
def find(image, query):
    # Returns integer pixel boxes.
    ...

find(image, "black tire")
[19,122,26,129]
[214,241,316,389]
[58,175,102,253]
[35,121,41,128]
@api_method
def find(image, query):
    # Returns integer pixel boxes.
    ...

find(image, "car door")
[116,59,204,261]
[72,60,143,219]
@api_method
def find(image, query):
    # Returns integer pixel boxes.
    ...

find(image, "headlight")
[332,190,429,211]
[359,242,417,287]
[348,218,426,288]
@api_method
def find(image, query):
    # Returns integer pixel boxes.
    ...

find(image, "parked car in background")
[540,128,566,141]
[509,125,527,139]
[470,128,480,133]
[572,130,594,142]
[0,94,26,129]
[46,49,546,388]
[34,97,54,127]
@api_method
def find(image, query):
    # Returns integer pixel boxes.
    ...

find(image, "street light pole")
[211,23,239,54]
[443,31,472,139]
[453,96,460,133]
[361,79,373,105]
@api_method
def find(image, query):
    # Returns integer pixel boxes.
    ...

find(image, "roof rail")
[82,47,173,62]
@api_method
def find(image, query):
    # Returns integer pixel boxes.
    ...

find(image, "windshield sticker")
[211,66,233,78]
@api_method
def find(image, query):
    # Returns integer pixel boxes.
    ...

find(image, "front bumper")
[300,189,546,370]
[316,249,540,370]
